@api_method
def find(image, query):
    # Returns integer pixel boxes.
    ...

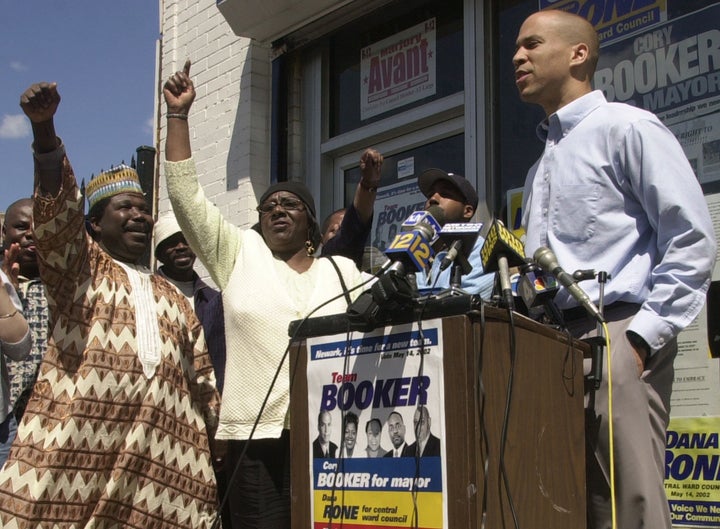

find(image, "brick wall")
[156,0,273,280]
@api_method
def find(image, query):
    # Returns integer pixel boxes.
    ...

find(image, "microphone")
[385,206,446,275]
[440,240,462,271]
[517,261,559,308]
[533,246,605,324]
[400,207,444,246]
[437,222,483,274]
[347,208,445,328]
[480,220,526,309]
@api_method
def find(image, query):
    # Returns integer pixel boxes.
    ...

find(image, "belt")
[562,301,640,323]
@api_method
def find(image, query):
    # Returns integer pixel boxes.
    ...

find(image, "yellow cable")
[602,322,617,529]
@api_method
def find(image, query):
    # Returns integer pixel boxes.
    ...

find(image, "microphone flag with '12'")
[480,220,526,308]
[346,207,445,329]
[385,206,445,274]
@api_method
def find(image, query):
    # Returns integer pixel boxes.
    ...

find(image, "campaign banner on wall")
[360,18,437,121]
[539,0,667,45]
[306,321,447,529]
[665,417,720,527]
[594,3,720,187]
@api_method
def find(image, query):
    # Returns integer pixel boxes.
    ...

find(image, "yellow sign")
[665,416,720,527]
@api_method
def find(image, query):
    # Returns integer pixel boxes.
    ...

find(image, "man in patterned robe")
[0,81,221,528]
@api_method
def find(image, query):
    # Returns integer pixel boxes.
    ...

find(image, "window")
[329,0,464,136]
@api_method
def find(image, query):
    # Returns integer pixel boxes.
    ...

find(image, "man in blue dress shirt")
[514,10,716,529]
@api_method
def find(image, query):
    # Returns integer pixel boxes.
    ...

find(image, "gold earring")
[305,239,316,256]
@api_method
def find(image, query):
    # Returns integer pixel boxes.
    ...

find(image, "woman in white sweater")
[163,61,365,529]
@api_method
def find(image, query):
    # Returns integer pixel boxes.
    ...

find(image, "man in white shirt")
[514,10,716,529]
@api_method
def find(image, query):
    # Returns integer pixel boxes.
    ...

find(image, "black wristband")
[359,180,377,192]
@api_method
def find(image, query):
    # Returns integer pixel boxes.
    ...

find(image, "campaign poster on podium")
[305,320,447,529]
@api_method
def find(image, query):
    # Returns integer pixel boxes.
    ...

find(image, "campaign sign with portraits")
[306,320,447,529]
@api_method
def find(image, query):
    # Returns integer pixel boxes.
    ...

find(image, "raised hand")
[20,82,61,123]
[163,59,195,114]
[359,148,383,190]
[1,244,21,290]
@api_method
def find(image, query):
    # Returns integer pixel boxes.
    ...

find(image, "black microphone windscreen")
[426,205,446,227]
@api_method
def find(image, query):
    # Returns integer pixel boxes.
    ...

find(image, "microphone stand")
[596,271,608,321]
[425,265,470,300]
[440,263,469,297]
[581,270,609,390]
[497,254,515,310]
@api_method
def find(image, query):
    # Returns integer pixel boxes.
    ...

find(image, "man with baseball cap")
[415,168,494,298]
[154,213,227,392]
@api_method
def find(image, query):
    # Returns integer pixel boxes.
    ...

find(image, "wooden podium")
[289,305,588,529]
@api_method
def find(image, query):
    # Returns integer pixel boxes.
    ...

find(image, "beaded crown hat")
[85,164,144,209]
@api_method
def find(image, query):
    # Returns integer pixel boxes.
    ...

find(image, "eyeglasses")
[256,197,305,214]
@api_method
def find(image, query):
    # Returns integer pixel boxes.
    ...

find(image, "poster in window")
[360,18,437,121]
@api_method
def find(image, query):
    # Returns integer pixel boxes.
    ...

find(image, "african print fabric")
[0,152,220,528]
